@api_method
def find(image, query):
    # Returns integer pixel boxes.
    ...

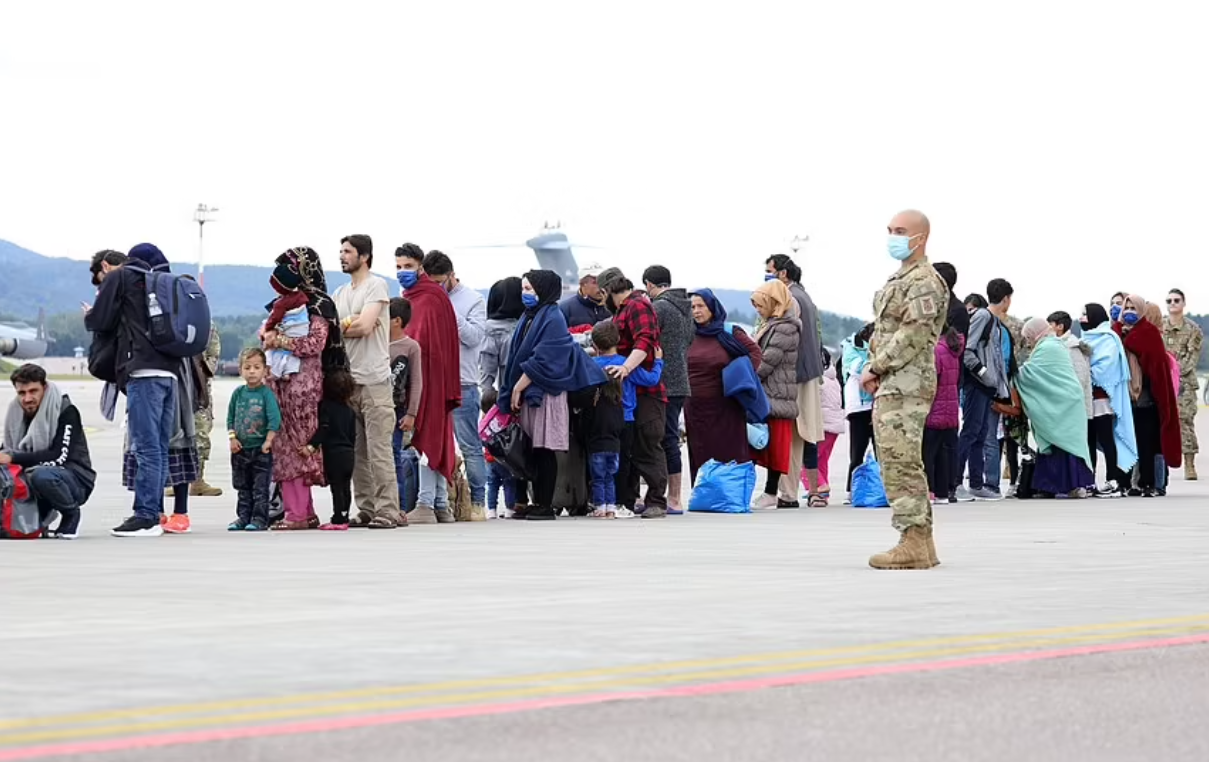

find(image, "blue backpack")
[131,266,211,358]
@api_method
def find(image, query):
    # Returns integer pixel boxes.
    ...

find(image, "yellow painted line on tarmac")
[1,614,1207,747]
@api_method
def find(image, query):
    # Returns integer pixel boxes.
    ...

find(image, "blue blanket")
[1081,327,1138,472]
[498,304,605,411]
[722,352,770,424]
[841,337,873,406]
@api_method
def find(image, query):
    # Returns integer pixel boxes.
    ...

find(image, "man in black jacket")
[85,243,180,537]
[0,364,96,538]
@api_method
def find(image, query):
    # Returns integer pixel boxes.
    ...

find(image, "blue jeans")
[26,467,85,534]
[393,429,419,513]
[589,451,620,506]
[453,384,487,505]
[956,379,994,491]
[983,424,1003,492]
[487,461,516,512]
[232,448,273,525]
[663,396,685,476]
[126,377,176,521]
[418,462,448,509]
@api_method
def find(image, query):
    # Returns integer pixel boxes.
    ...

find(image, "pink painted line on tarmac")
[4,632,1209,761]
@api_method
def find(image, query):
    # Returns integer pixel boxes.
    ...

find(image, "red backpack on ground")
[0,464,41,539]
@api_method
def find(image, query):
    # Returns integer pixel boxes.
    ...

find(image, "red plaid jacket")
[614,292,666,401]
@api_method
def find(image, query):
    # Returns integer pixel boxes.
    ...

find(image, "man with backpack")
[956,278,1013,502]
[85,243,210,537]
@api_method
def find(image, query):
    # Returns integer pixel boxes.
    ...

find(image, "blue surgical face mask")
[397,270,418,290]
[1121,311,1140,326]
[522,293,539,309]
[888,234,921,261]
[1110,304,1123,322]
[764,273,778,282]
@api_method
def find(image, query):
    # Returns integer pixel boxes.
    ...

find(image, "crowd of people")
[0,215,1201,570]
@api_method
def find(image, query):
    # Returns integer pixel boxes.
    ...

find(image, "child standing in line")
[227,348,282,531]
[591,322,662,519]
[307,368,357,530]
[388,297,424,517]
[802,351,844,500]
[480,388,516,519]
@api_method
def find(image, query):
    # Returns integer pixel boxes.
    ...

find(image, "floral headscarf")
[274,247,347,371]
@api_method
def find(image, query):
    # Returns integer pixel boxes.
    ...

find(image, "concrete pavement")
[1,379,1207,761]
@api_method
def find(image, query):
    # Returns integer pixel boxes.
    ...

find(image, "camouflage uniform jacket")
[868,258,948,400]
[1163,316,1203,381]
[1001,313,1028,368]
[202,323,221,377]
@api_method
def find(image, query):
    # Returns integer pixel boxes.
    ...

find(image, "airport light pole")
[193,203,218,289]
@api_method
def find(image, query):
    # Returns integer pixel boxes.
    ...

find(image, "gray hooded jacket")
[962,307,1011,399]
[651,288,694,397]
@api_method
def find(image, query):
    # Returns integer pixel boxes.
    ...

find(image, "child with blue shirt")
[591,321,663,519]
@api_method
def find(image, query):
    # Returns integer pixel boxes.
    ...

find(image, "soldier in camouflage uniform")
[860,210,948,570]
[191,324,223,496]
[1163,288,1203,479]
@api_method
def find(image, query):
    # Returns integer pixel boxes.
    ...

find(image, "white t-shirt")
[333,276,391,387]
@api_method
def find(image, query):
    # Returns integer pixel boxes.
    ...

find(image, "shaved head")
[887,209,930,261]
[890,209,930,236]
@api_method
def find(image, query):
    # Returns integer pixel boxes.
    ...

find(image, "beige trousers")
[351,382,402,522]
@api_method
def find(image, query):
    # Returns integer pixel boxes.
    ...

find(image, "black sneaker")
[525,507,558,521]
[111,515,164,538]
[640,505,667,519]
[776,498,800,509]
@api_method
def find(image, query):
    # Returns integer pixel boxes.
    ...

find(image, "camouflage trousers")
[872,393,931,531]
[195,406,214,466]
[1179,381,1199,456]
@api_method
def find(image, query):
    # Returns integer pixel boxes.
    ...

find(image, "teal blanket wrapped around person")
[1080,326,1138,472]
[1015,336,1092,467]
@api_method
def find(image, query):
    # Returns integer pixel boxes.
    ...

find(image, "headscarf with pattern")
[274,247,347,371]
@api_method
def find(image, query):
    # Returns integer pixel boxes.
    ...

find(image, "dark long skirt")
[686,395,751,486]
[1032,447,1095,495]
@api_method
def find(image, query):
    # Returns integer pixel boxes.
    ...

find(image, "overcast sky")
[2,1,1207,319]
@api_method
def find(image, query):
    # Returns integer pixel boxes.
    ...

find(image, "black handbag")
[486,421,534,482]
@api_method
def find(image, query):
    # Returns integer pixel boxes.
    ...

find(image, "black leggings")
[764,470,782,496]
[325,449,355,523]
[1001,437,1020,485]
[846,410,875,491]
[517,448,558,508]
[1133,405,1161,490]
[922,428,957,497]
[1088,415,1127,486]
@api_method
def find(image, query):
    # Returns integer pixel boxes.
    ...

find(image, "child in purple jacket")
[924,325,965,503]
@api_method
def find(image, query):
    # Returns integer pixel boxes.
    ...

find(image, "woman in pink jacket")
[924,322,965,503]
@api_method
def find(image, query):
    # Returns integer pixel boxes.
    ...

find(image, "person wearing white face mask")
[859,209,948,570]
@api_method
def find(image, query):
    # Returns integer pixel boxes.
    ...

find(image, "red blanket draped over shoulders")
[405,275,461,480]
[1116,320,1182,468]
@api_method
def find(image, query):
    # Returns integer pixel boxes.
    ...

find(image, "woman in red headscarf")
[1114,294,1181,496]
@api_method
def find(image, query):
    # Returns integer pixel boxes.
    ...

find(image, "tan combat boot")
[924,526,940,568]
[1185,457,1198,481]
[869,526,932,570]
[189,463,223,497]
[190,480,223,497]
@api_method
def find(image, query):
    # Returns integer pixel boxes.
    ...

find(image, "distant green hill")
[1,239,867,359]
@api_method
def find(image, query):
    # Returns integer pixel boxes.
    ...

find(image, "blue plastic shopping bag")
[689,459,756,514]
[850,453,889,508]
